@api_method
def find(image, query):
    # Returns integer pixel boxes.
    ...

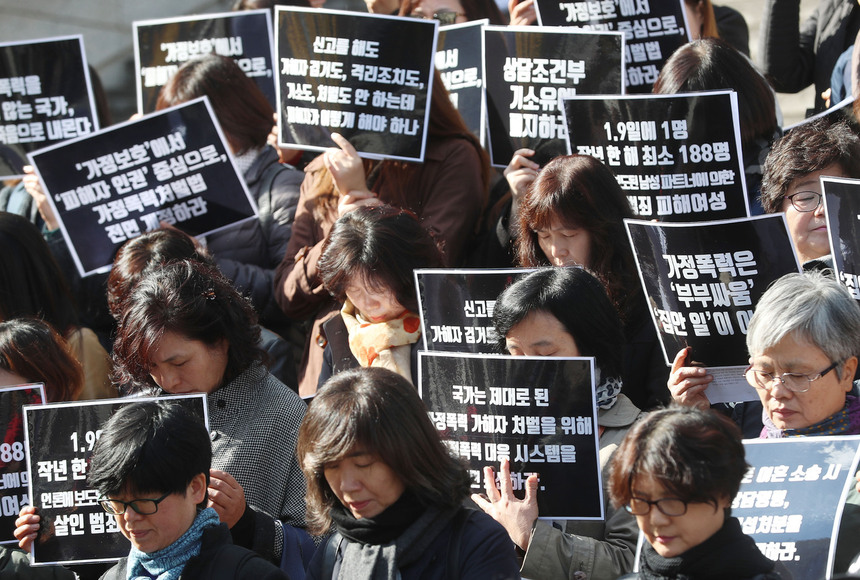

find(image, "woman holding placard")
[609,406,780,579]
[653,38,780,215]
[473,267,641,579]
[274,73,488,396]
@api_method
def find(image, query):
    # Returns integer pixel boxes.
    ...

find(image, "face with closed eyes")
[536,218,592,268]
[148,331,229,394]
[109,474,206,554]
[345,280,407,324]
[631,474,729,558]
[505,310,580,357]
[323,449,406,519]
[780,164,846,264]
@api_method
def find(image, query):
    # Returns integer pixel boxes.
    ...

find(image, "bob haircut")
[399,0,505,24]
[653,39,778,147]
[760,119,860,213]
[516,154,638,319]
[156,54,273,154]
[0,212,78,334]
[746,271,860,379]
[493,268,624,379]
[88,401,211,503]
[107,229,215,320]
[319,205,443,314]
[608,406,747,510]
[112,259,263,390]
[0,318,83,402]
[298,367,471,534]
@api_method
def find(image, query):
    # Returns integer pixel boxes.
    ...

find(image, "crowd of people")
[3,0,860,578]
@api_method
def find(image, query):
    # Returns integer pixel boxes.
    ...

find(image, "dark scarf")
[329,491,459,579]
[761,393,860,438]
[637,517,776,580]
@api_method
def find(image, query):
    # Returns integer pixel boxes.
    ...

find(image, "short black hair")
[88,401,211,504]
[493,267,624,379]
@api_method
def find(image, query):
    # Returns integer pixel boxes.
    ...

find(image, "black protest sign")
[415,269,526,353]
[785,96,860,134]
[29,98,257,278]
[0,36,98,179]
[134,10,276,114]
[484,26,623,167]
[535,0,688,93]
[738,437,860,580]
[23,395,207,565]
[823,176,860,301]
[419,352,602,519]
[437,20,487,145]
[625,215,800,370]
[564,91,748,221]
[0,384,45,544]
[276,8,435,161]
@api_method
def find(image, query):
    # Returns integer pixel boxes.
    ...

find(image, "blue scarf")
[127,507,220,580]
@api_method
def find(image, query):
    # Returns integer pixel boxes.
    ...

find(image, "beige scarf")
[341,300,421,384]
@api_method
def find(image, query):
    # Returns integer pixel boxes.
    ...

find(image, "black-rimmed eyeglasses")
[98,492,171,515]
[625,496,688,517]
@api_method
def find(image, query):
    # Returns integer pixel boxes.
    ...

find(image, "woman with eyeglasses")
[669,270,860,572]
[609,406,780,580]
[670,271,860,434]
[760,118,860,269]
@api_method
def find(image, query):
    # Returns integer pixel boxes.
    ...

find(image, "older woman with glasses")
[743,271,859,437]
[609,406,781,579]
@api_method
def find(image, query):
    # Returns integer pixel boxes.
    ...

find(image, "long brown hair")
[516,155,639,321]
[0,318,83,402]
[156,54,273,154]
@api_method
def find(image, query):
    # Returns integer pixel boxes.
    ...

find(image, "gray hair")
[746,271,860,378]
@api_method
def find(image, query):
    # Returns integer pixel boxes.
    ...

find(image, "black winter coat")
[99,523,289,580]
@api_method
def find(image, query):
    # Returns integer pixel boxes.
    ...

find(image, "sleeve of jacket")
[274,161,335,320]
[458,511,521,580]
[0,546,77,579]
[216,167,303,315]
[760,0,820,93]
[519,504,638,580]
[414,139,485,267]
